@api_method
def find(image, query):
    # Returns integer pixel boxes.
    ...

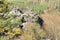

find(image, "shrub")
[0,36,9,40]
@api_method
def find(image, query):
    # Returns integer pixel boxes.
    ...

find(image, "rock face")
[1,6,44,29]
[3,7,23,18]
[21,13,38,23]
[21,12,44,27]
[3,6,44,27]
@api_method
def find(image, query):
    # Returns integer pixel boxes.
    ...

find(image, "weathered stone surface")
[0,13,3,16]
[0,6,44,39]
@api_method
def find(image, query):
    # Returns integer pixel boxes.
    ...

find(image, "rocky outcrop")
[0,6,45,40]
[1,6,44,27]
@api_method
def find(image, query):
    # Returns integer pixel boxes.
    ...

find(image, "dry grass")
[13,22,46,40]
[11,11,60,40]
[41,11,60,40]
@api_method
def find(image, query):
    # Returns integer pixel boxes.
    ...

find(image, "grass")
[41,11,60,40]
[0,0,60,40]
[0,36,9,40]
[17,22,46,40]
[30,4,48,12]
[2,0,49,12]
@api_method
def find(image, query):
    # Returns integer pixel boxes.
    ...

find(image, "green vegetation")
[30,4,48,13]
[56,4,60,12]
[0,0,60,40]
[0,36,9,40]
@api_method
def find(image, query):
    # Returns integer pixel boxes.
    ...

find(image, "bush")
[0,36,9,40]
[56,4,60,12]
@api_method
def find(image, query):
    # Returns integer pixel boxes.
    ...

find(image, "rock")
[19,25,23,29]
[21,10,44,27]
[17,9,23,14]
[37,16,44,27]
[21,17,26,23]
[19,23,27,29]
[21,11,38,23]
[21,9,44,26]
[0,13,4,16]
[10,26,14,29]
[3,12,9,18]
[7,6,23,18]
[8,10,20,17]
